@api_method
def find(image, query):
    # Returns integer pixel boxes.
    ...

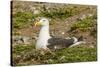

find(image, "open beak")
[34,21,41,27]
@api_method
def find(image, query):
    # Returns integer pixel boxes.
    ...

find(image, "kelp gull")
[34,18,85,50]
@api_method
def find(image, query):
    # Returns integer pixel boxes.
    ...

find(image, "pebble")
[61,32,65,35]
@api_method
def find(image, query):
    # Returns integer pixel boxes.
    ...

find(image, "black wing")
[47,37,74,50]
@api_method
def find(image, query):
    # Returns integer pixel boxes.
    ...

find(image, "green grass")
[40,8,72,19]
[70,16,96,32]
[12,45,97,66]
[12,5,92,30]
[12,12,34,29]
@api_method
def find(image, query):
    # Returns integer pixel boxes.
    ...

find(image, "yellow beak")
[34,21,41,27]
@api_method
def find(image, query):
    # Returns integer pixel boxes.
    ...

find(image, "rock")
[78,15,87,20]
[88,14,93,17]
[61,32,65,35]
[12,36,23,45]
[89,45,95,48]
[22,36,30,44]
[12,36,32,45]
[33,10,40,15]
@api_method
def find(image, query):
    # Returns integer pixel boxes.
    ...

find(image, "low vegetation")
[70,15,97,37]
[71,16,96,31]
[12,45,97,66]
[12,2,94,30]
[12,12,34,29]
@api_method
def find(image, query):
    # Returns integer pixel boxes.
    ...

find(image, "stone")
[33,10,40,15]
[12,36,31,45]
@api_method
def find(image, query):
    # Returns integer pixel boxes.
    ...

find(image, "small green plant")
[12,12,34,29]
[12,44,35,54]
[71,16,95,32]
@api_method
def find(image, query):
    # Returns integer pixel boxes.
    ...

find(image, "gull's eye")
[42,20,46,22]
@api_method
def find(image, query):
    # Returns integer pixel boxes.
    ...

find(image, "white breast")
[36,26,51,49]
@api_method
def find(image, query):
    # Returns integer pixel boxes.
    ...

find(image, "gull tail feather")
[69,36,86,48]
